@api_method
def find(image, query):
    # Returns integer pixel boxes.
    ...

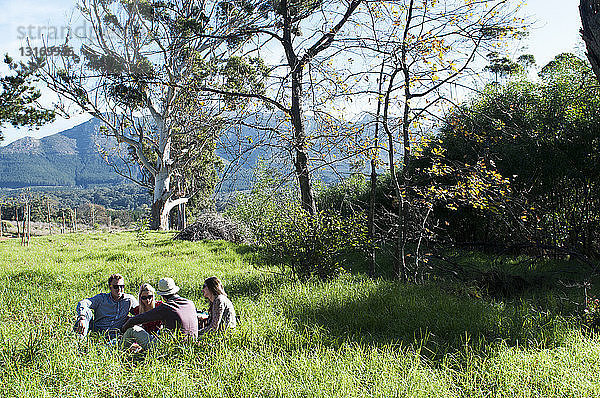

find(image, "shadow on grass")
[9,269,62,289]
[276,280,573,358]
[187,271,289,305]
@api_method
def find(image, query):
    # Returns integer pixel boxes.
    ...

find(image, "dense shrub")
[226,165,299,244]
[438,54,600,256]
[316,174,370,216]
[261,209,368,280]
[227,166,368,279]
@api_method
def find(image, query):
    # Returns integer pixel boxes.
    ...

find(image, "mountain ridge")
[0,119,123,188]
[0,114,362,190]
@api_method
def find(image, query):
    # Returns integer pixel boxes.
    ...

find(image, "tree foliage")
[439,53,600,256]
[0,55,55,138]
[40,0,263,230]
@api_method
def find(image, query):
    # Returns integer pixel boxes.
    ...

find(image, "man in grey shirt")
[74,273,138,339]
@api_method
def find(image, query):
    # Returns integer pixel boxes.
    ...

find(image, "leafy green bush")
[263,209,368,280]
[226,163,299,245]
[316,173,370,216]
[227,164,368,279]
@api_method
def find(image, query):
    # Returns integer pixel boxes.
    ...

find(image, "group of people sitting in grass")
[74,274,236,351]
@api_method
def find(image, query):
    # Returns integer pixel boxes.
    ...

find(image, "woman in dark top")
[199,276,236,335]
[131,283,162,333]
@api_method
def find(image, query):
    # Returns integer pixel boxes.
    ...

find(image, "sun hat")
[156,277,180,296]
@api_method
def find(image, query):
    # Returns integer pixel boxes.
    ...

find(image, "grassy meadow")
[1,232,599,397]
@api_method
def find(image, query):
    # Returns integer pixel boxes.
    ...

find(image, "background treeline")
[226,53,600,281]
[0,185,150,229]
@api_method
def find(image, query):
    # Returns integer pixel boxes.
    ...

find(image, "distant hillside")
[0,119,123,188]
[0,117,266,190]
[0,114,367,190]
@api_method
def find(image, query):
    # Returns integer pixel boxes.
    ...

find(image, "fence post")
[16,205,20,239]
[21,205,26,246]
[26,203,30,246]
[47,200,52,235]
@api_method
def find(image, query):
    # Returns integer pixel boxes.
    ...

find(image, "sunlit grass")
[0,232,598,397]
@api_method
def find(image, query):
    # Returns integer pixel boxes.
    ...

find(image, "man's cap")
[156,277,180,296]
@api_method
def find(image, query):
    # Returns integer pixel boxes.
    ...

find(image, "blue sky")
[0,0,583,145]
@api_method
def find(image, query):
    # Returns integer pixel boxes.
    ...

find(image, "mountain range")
[0,119,122,188]
[0,115,364,190]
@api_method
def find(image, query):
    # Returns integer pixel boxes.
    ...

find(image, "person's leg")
[122,326,152,350]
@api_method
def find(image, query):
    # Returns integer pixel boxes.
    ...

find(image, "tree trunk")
[369,63,386,277]
[290,68,317,215]
[395,4,414,282]
[150,122,174,231]
[581,0,600,81]
[382,67,407,282]
[176,179,186,231]
[399,93,412,282]
[151,166,170,231]
[178,202,187,230]
[387,134,406,282]
[151,197,167,231]
[368,156,377,277]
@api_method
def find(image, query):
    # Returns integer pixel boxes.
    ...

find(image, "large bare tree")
[39,0,260,230]
[199,0,365,215]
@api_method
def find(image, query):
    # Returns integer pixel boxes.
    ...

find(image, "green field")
[1,232,599,397]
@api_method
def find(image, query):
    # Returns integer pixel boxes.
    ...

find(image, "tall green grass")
[0,232,598,397]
